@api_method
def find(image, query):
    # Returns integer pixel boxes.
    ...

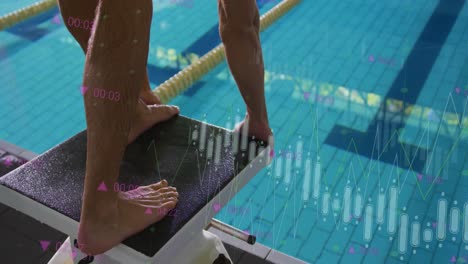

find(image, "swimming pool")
[1,0,467,263]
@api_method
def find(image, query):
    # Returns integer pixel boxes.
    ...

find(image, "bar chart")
[189,109,467,262]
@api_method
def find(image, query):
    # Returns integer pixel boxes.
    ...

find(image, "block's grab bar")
[207,218,256,245]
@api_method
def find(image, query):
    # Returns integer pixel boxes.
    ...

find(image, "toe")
[151,180,168,190]
[161,200,177,210]
[156,187,172,193]
[158,186,177,194]
[164,191,179,199]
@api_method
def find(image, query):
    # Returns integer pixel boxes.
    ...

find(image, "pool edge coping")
[0,139,38,161]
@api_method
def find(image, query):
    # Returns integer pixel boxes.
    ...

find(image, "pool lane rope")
[0,0,57,31]
[154,0,302,104]
[0,0,300,103]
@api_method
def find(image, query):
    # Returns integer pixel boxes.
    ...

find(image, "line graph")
[188,108,467,259]
[265,89,467,259]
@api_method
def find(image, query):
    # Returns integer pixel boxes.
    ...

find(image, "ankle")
[246,109,269,126]
[82,193,118,222]
[246,114,270,132]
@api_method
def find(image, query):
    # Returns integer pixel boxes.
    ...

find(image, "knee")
[218,0,259,43]
[219,23,251,43]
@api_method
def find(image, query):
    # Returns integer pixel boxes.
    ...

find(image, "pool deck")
[0,140,305,264]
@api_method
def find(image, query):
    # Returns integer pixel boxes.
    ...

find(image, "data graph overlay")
[267,121,467,263]
[207,83,467,263]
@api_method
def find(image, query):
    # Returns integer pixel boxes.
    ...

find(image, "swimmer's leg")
[77,0,179,255]
[57,0,160,104]
[218,0,272,141]
[57,0,166,143]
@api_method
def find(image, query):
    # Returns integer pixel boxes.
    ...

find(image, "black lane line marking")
[324,0,465,173]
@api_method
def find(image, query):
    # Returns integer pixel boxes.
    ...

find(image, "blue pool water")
[1,0,468,263]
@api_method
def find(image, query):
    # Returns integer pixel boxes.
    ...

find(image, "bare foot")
[78,180,178,255]
[128,99,180,143]
[234,113,272,143]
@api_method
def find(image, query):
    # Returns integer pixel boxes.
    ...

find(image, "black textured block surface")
[0,115,267,257]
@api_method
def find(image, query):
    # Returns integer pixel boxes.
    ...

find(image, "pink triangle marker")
[348,246,355,254]
[269,149,275,158]
[450,256,457,263]
[52,14,61,24]
[145,208,153,215]
[39,240,50,251]
[416,173,423,181]
[455,87,461,94]
[213,203,221,212]
[304,92,311,100]
[97,181,108,192]
[80,86,88,95]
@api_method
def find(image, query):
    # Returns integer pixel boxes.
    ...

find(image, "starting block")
[0,115,271,263]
